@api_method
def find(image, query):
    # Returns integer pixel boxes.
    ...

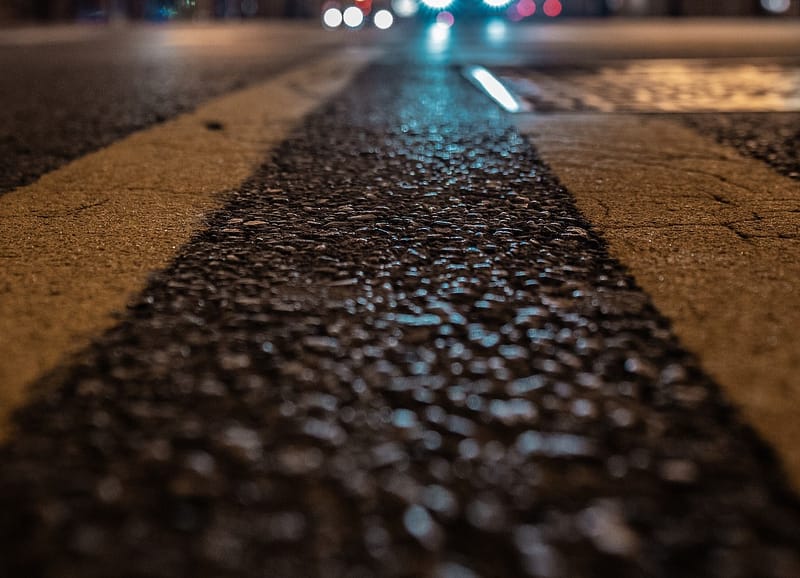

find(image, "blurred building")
[611,0,799,17]
[563,0,798,16]
[0,0,797,20]
[0,0,324,20]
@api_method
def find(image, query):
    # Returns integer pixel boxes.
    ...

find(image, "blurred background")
[0,0,798,23]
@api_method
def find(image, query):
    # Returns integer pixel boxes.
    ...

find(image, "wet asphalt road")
[2,21,799,198]
[0,23,800,195]
[681,113,800,181]
[3,56,800,577]
[0,23,370,196]
[2,19,800,578]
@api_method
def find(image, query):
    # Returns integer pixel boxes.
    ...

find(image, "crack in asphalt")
[1,63,799,578]
[34,198,111,219]
[624,159,776,198]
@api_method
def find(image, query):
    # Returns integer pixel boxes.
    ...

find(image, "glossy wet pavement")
[0,24,353,197]
[494,60,800,181]
[1,62,799,578]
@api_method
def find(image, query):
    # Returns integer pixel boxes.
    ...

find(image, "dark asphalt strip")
[680,113,800,181]
[1,63,799,578]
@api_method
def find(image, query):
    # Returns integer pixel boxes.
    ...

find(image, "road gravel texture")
[494,62,800,182]
[2,64,800,578]
[680,113,800,181]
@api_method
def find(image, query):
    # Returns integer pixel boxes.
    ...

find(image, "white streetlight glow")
[761,0,790,13]
[392,0,419,17]
[322,7,343,28]
[426,21,451,54]
[343,6,365,27]
[482,0,513,7]
[486,19,507,42]
[420,0,454,10]
[374,9,395,29]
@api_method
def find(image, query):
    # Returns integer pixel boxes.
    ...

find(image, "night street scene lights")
[483,0,515,8]
[419,0,455,10]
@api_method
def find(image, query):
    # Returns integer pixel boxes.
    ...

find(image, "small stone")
[264,511,306,542]
[403,505,442,549]
[578,500,640,557]
[276,446,324,475]
[466,495,506,532]
[659,459,699,484]
[96,476,123,503]
[219,425,262,462]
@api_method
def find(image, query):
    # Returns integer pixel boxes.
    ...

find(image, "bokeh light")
[427,21,452,53]
[486,19,507,43]
[543,0,562,17]
[322,7,343,28]
[374,9,395,29]
[420,0,455,10]
[436,10,455,27]
[761,0,791,13]
[516,0,536,17]
[392,0,419,17]
[483,0,513,7]
[355,0,373,15]
[343,5,365,27]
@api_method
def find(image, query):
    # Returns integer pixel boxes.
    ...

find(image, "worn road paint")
[516,113,800,488]
[0,50,376,439]
[497,60,800,113]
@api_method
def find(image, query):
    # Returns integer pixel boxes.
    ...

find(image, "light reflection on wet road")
[0,17,799,578]
[1,60,799,578]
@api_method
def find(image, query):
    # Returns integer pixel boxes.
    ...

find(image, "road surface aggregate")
[494,62,800,181]
[680,113,800,181]
[1,63,799,578]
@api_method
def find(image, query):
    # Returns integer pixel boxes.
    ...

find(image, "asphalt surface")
[2,61,800,578]
[493,60,800,181]
[0,23,362,196]
[3,21,799,197]
[681,113,800,181]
